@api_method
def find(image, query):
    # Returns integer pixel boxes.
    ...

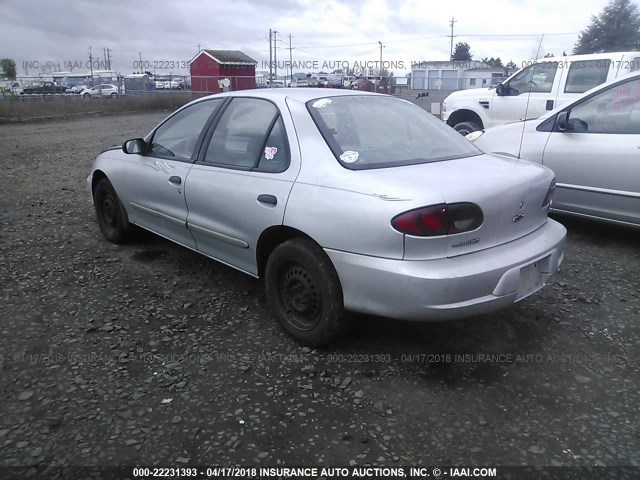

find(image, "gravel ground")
[0,112,638,468]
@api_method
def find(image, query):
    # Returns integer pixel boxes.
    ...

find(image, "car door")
[542,77,640,225]
[122,98,224,248]
[185,97,300,276]
[492,62,560,125]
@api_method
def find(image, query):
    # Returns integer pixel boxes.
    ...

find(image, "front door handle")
[257,194,277,206]
[169,176,181,185]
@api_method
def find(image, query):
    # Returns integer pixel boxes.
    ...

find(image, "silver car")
[87,89,566,346]
[469,72,640,228]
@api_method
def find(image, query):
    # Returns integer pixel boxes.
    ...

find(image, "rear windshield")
[306,95,480,169]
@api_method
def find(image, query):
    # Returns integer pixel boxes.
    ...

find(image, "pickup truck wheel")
[265,238,352,346]
[453,121,481,136]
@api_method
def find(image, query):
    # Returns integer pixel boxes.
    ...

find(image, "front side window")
[307,95,480,169]
[204,98,287,171]
[564,60,610,94]
[149,99,222,160]
[567,78,640,134]
[508,62,558,95]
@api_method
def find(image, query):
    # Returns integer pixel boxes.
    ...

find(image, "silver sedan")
[87,89,566,346]
[469,72,640,228]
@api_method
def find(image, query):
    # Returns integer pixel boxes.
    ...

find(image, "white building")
[411,60,516,90]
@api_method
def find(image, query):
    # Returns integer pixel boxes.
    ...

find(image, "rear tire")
[110,92,117,97]
[265,238,351,346]
[453,121,481,136]
[94,178,129,244]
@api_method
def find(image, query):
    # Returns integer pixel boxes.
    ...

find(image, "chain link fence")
[0,73,437,122]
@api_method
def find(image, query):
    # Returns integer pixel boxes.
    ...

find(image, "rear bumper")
[326,219,566,321]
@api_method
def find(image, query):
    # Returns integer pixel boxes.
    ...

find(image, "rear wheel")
[110,92,117,97]
[265,238,351,346]
[453,121,481,136]
[94,178,129,244]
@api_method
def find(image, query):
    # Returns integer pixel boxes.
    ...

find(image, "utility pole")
[449,17,457,60]
[268,29,273,87]
[139,52,143,73]
[103,47,107,70]
[197,43,201,52]
[89,46,94,85]
[378,41,384,91]
[288,34,293,87]
[106,48,111,70]
[273,30,278,83]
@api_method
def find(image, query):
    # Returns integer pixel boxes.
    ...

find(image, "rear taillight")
[542,178,556,208]
[391,203,483,237]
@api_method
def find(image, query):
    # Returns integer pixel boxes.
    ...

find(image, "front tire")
[265,238,351,346]
[453,121,481,136]
[94,178,129,244]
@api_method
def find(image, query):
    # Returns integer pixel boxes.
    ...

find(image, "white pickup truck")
[442,52,640,135]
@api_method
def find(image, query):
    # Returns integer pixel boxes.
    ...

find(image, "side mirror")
[557,111,569,132]
[495,83,506,96]
[122,138,145,154]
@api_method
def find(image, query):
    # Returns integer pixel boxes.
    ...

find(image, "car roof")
[196,87,379,103]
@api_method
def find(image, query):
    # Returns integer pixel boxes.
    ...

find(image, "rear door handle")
[546,100,554,110]
[257,194,277,206]
[169,176,181,185]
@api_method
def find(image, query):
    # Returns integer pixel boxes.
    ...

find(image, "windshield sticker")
[264,146,278,160]
[312,98,332,108]
[340,151,359,163]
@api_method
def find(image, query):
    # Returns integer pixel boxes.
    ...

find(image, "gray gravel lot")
[0,112,638,468]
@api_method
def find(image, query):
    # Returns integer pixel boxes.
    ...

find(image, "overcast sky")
[0,0,628,77]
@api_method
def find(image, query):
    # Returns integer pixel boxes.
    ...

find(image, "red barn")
[189,49,257,95]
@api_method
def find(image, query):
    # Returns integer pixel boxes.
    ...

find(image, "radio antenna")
[518,34,545,158]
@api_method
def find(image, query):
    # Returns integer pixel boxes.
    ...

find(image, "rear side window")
[204,98,289,172]
[564,60,610,93]
[307,95,480,170]
[256,118,289,173]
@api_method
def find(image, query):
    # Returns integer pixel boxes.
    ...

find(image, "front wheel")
[110,92,117,97]
[453,121,481,136]
[94,178,129,244]
[265,238,351,346]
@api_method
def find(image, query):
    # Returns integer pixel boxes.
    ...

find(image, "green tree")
[505,60,517,68]
[0,58,17,80]
[452,42,472,61]
[574,0,640,54]
[481,57,503,68]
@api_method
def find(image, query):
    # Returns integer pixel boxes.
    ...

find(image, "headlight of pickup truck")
[465,130,484,143]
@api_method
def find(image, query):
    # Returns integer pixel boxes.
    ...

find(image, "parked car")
[22,82,67,94]
[468,72,640,228]
[443,51,640,135]
[155,81,165,90]
[81,84,120,98]
[66,84,87,94]
[163,80,182,89]
[86,89,566,345]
